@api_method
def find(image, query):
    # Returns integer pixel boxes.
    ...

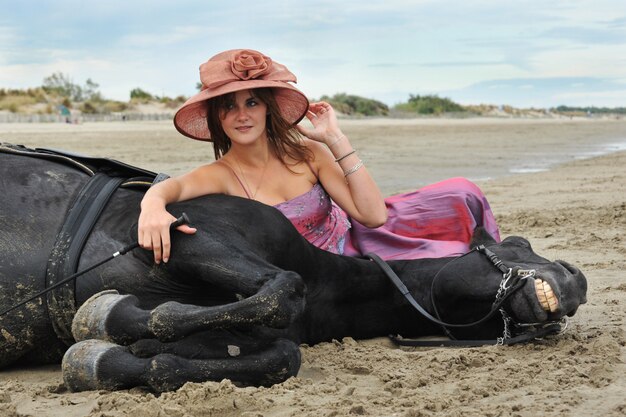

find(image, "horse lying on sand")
[0,143,587,393]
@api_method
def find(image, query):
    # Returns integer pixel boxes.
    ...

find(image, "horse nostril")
[556,260,588,305]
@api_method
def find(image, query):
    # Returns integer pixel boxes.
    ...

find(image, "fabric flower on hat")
[231,50,272,80]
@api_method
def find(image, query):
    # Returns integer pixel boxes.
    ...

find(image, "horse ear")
[470,226,497,247]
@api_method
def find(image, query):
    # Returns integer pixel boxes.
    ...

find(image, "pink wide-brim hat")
[174,49,309,141]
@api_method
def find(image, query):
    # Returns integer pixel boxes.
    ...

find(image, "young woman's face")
[219,89,268,145]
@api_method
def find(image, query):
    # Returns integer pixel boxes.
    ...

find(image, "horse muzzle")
[510,261,587,324]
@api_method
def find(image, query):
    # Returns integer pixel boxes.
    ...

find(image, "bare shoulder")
[176,161,232,196]
[301,138,334,163]
[302,138,326,152]
[183,161,225,179]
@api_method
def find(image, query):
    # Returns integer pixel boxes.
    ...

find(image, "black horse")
[0,144,587,393]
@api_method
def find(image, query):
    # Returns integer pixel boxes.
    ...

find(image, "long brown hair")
[206,88,312,165]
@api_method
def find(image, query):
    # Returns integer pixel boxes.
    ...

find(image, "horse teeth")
[535,279,550,311]
[535,279,559,312]
[542,281,559,312]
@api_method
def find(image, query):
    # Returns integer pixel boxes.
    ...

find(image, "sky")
[1,0,625,108]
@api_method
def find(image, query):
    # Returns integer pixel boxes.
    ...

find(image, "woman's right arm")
[138,163,226,264]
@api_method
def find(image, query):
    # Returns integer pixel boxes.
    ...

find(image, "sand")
[0,117,625,416]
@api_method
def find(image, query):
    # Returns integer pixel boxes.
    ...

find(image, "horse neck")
[296,251,456,342]
[308,253,453,295]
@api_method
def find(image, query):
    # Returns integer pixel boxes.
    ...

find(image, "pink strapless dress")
[274,183,351,254]
[274,177,501,261]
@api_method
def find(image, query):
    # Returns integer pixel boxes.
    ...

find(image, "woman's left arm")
[297,102,388,228]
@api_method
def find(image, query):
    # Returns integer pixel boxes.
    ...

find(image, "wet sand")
[0,118,625,416]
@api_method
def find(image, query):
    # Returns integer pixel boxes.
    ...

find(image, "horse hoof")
[72,290,137,343]
[62,339,129,392]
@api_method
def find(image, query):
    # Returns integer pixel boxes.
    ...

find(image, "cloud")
[605,16,626,28]
[368,60,506,68]
[542,26,626,45]
[447,77,626,107]
[119,26,213,48]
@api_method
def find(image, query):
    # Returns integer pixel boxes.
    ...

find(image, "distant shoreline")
[2,117,625,195]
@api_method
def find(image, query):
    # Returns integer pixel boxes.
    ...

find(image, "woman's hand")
[138,204,196,264]
[296,101,344,147]
[297,103,388,228]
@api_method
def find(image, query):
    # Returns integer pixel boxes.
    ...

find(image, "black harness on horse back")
[367,246,564,347]
[0,143,160,344]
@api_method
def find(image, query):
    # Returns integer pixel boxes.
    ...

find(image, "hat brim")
[173,80,309,141]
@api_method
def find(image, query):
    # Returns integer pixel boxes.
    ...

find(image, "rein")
[367,245,563,347]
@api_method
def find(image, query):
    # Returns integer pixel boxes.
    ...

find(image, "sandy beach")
[0,117,625,416]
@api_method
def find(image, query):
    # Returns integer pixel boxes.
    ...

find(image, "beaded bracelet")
[343,160,364,177]
[335,150,356,163]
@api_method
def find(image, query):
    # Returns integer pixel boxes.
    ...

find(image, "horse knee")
[256,339,301,386]
[147,271,306,341]
[260,271,306,328]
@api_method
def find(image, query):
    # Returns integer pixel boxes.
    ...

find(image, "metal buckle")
[516,269,536,279]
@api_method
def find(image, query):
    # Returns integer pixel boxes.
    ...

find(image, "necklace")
[234,156,269,200]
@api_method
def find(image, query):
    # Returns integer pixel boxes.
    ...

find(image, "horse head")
[427,228,587,341]
[479,233,587,324]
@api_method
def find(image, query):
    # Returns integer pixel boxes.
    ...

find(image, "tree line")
[2,72,624,116]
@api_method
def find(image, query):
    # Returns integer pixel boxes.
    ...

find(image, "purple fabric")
[344,177,501,260]
[275,177,501,260]
[274,183,351,254]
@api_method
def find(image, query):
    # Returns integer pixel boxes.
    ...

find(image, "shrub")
[319,93,389,116]
[103,101,128,113]
[394,94,466,115]
[0,95,38,112]
[130,88,154,101]
[80,101,98,114]
[553,105,626,115]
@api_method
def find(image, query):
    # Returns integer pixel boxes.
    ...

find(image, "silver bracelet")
[335,150,356,163]
[343,160,364,177]
[328,134,345,148]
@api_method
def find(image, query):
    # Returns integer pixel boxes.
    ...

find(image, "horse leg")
[128,327,284,359]
[73,270,305,344]
[150,270,305,341]
[62,337,300,392]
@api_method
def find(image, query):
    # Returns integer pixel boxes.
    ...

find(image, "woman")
[139,49,499,264]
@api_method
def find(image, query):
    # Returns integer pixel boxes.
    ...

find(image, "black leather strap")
[45,173,125,345]
[389,322,562,347]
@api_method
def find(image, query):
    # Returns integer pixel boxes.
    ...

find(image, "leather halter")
[367,245,564,347]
